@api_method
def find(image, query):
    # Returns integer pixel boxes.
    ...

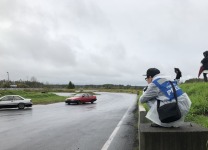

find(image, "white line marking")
[101,104,133,150]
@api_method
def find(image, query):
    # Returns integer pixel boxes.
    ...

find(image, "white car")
[0,95,32,109]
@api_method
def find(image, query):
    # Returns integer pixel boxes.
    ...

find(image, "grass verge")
[0,90,67,105]
[180,82,208,128]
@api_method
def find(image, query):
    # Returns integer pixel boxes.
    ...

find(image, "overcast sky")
[1,0,208,86]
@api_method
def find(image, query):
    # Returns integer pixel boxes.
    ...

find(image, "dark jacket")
[176,71,182,79]
[174,68,182,79]
[201,51,208,70]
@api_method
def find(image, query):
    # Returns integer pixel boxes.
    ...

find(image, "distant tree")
[16,83,29,88]
[2,82,10,88]
[31,76,37,82]
[103,84,113,89]
[67,81,75,89]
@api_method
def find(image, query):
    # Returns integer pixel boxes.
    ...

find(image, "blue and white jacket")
[139,74,191,127]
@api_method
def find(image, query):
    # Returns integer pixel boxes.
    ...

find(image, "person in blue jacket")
[139,68,191,127]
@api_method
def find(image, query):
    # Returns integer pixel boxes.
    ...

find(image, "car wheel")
[67,102,71,105]
[18,103,25,109]
[91,101,94,104]
[77,101,82,105]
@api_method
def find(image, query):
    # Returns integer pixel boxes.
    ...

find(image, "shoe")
[151,123,162,127]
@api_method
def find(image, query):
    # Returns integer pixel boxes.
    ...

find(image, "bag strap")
[157,99,160,109]
[157,81,178,109]
[169,81,178,103]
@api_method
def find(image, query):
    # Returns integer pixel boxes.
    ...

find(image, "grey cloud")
[1,0,208,85]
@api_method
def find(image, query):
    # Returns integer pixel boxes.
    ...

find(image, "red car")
[65,93,97,105]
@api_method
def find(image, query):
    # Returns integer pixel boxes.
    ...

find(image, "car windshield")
[74,93,84,97]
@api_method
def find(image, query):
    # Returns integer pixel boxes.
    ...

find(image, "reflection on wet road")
[0,92,137,150]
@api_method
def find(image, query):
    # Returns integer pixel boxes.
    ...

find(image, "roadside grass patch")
[0,90,67,105]
[179,82,208,128]
[185,114,208,128]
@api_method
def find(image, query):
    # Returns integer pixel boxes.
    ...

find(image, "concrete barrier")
[138,105,208,150]
[138,105,151,124]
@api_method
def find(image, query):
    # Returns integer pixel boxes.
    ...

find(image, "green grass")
[0,90,67,105]
[180,82,208,128]
[0,89,99,105]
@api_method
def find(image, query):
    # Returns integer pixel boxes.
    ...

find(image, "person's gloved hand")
[143,86,148,92]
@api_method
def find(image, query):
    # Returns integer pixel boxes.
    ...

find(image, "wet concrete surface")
[0,92,137,150]
[106,103,138,150]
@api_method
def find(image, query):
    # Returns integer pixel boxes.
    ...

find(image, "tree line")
[0,80,143,90]
[0,78,203,89]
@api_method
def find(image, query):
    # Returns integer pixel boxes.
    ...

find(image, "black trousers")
[203,73,207,82]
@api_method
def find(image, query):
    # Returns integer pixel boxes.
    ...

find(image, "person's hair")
[174,68,181,73]
[203,51,208,57]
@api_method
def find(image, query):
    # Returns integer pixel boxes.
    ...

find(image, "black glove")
[143,86,148,92]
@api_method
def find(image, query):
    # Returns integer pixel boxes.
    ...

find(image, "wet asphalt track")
[0,92,137,150]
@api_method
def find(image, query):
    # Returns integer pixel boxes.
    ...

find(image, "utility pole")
[7,72,9,82]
